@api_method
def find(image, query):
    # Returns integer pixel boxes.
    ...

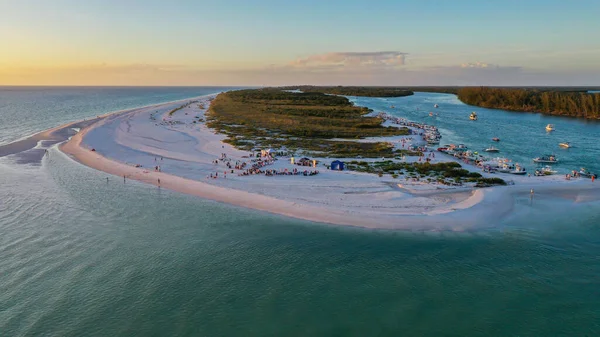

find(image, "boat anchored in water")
[535,166,557,176]
[485,146,500,153]
[510,164,527,175]
[470,112,478,121]
[533,154,559,164]
[434,104,439,108]
[496,162,515,173]
[578,168,597,179]
[546,124,555,132]
[492,137,500,142]
[559,142,571,148]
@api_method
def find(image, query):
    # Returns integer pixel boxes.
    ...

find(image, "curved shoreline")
[0,94,217,158]
[61,117,490,229]
[6,95,599,230]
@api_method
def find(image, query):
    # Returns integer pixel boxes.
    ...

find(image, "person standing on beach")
[106,177,109,183]
[158,178,161,187]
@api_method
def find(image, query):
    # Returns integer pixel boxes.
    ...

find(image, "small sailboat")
[492,137,500,142]
[469,112,478,121]
[559,142,570,148]
[485,146,500,153]
[546,124,555,132]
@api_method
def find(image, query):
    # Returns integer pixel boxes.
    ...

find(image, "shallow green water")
[1,89,600,336]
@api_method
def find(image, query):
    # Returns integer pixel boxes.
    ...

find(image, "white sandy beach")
[52,94,600,230]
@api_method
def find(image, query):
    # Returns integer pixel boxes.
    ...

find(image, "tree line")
[457,87,600,119]
[280,86,414,97]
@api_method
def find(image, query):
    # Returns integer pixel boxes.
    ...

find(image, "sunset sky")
[1,0,599,86]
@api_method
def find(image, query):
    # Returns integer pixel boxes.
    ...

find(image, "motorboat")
[485,146,499,153]
[470,112,478,121]
[578,168,597,179]
[533,155,558,164]
[391,105,395,108]
[546,124,555,132]
[535,166,557,176]
[497,162,515,173]
[510,164,527,175]
[492,137,500,142]
[434,104,439,108]
[559,142,571,148]
[429,112,434,117]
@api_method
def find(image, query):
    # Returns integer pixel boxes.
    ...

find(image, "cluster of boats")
[381,107,596,179]
[437,145,529,175]
[376,112,442,145]
[436,145,597,178]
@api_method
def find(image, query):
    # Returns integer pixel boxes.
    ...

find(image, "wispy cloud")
[288,51,408,69]
[2,56,599,86]
[460,62,493,68]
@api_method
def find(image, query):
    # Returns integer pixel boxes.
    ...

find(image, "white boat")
[533,155,559,164]
[434,104,439,108]
[470,112,478,121]
[546,124,555,132]
[497,162,515,173]
[559,142,570,148]
[578,168,597,179]
[485,146,499,153]
[510,164,527,175]
[535,165,557,176]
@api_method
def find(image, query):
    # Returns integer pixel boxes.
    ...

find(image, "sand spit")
[23,94,596,230]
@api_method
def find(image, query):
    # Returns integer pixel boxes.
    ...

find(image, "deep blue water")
[1,88,600,336]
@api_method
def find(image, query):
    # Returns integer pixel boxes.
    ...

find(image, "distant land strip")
[456,87,600,119]
[280,86,414,97]
[282,86,600,119]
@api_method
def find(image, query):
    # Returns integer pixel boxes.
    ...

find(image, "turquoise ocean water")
[1,88,599,336]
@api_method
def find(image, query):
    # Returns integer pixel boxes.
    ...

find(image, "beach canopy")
[331,160,345,171]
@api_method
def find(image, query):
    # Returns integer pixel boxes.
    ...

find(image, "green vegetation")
[206,89,411,157]
[457,87,600,119]
[281,86,414,97]
[168,105,184,116]
[345,161,506,187]
[168,100,198,116]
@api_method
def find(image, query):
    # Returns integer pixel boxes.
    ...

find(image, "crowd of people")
[264,168,319,177]
[205,151,322,179]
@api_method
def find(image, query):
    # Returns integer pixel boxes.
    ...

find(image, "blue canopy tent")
[330,160,345,171]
